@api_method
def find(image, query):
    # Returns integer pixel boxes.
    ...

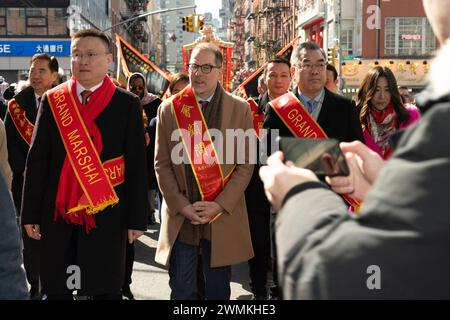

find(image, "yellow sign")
[341,59,430,87]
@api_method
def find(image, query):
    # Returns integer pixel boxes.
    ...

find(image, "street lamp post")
[102,5,197,32]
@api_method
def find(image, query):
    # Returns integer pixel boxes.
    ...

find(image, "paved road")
[130,223,254,300]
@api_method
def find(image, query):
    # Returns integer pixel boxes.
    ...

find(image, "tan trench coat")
[154,87,255,267]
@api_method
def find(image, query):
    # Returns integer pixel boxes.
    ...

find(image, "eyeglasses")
[295,62,327,71]
[188,63,220,74]
[70,52,108,61]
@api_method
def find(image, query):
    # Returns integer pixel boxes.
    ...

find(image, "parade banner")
[233,36,300,99]
[47,80,120,232]
[182,26,234,92]
[172,85,227,203]
[7,99,34,145]
[115,34,170,97]
[269,92,361,211]
[247,98,264,139]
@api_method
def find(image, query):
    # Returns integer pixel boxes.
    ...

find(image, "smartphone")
[278,137,350,177]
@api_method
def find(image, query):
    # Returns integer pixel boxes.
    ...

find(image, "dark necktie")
[81,90,93,106]
[37,96,41,109]
[200,100,208,113]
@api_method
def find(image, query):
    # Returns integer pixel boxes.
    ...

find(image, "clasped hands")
[180,201,223,225]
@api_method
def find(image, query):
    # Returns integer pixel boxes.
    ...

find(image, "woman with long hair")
[357,66,420,159]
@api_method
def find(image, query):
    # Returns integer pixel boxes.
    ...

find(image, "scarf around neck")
[54,76,116,233]
[367,102,397,159]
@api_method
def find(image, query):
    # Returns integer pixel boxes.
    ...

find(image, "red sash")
[7,99,35,145]
[47,76,120,232]
[270,92,361,211]
[247,98,264,139]
[172,85,232,205]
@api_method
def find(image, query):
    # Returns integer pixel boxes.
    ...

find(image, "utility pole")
[102,5,197,32]
[336,0,345,91]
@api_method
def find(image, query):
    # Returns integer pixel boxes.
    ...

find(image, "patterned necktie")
[200,100,208,113]
[81,90,92,106]
[307,99,317,114]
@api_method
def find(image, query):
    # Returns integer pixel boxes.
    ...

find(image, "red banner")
[7,99,35,146]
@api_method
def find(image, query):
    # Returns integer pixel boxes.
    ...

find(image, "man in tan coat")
[155,43,254,300]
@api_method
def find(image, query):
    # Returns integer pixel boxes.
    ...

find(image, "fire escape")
[121,0,150,52]
[253,0,294,65]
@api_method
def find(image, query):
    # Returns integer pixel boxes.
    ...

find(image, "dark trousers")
[169,240,231,300]
[270,214,282,299]
[123,242,134,287]
[22,224,40,291]
[245,170,271,297]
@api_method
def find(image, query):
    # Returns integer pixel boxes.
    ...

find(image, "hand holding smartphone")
[278,137,350,178]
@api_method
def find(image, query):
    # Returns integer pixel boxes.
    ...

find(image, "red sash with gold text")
[247,98,264,139]
[8,99,35,145]
[270,92,361,211]
[172,85,232,204]
[47,79,123,231]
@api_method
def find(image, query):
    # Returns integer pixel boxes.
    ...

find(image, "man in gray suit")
[259,0,450,299]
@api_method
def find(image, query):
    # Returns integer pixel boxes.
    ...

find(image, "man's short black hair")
[72,29,111,52]
[291,41,327,65]
[31,53,59,73]
[264,57,291,78]
[267,57,291,69]
[326,63,338,81]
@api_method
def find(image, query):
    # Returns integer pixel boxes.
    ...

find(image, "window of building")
[26,8,46,17]
[7,8,26,36]
[4,7,68,37]
[341,28,354,57]
[28,18,46,27]
[385,17,436,56]
[48,8,69,36]
[0,9,5,35]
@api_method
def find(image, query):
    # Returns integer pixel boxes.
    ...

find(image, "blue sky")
[195,0,221,19]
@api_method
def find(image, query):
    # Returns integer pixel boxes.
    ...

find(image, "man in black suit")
[21,29,148,300]
[263,41,363,143]
[5,53,59,300]
[258,0,450,298]
[246,57,292,300]
[262,42,363,299]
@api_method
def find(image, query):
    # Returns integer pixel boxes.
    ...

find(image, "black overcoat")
[4,86,38,212]
[21,85,149,295]
[263,88,364,144]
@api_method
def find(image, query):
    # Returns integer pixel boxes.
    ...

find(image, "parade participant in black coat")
[21,29,148,300]
[245,57,291,300]
[263,42,364,144]
[5,53,59,300]
[259,0,450,298]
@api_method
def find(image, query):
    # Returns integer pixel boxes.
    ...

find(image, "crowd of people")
[0,0,448,300]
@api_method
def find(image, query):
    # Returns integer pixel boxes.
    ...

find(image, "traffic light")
[197,15,205,32]
[327,47,336,66]
[182,15,194,32]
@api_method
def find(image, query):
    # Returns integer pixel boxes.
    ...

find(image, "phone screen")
[278,137,350,177]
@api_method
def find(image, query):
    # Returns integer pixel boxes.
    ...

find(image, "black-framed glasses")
[188,63,220,74]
